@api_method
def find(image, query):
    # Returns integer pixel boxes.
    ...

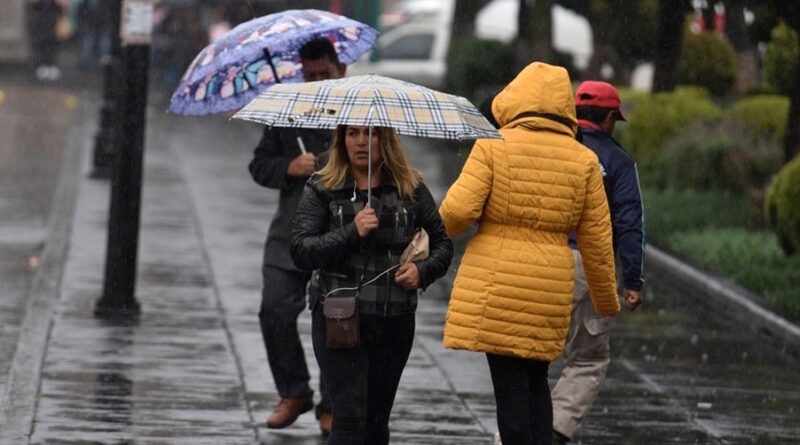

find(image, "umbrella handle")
[263,48,280,84]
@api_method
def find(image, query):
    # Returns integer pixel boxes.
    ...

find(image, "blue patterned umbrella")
[168,9,378,116]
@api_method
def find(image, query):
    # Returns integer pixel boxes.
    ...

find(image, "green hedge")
[620,87,721,187]
[764,22,799,96]
[765,155,800,255]
[678,31,738,97]
[644,188,800,317]
[657,120,783,192]
[447,38,514,102]
[727,94,790,139]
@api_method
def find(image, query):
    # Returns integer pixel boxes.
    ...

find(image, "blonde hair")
[317,126,422,200]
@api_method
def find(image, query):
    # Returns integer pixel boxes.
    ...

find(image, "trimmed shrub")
[447,38,514,102]
[620,87,722,187]
[764,22,799,96]
[677,31,738,97]
[728,95,790,140]
[659,120,783,192]
[765,155,800,255]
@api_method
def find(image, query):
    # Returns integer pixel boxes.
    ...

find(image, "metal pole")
[95,43,151,318]
[90,0,123,179]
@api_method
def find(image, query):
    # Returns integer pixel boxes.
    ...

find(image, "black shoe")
[553,430,570,444]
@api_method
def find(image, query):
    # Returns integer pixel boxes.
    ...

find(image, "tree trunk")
[445,0,486,90]
[784,47,800,163]
[451,0,484,42]
[516,0,552,70]
[652,0,688,92]
[725,0,758,94]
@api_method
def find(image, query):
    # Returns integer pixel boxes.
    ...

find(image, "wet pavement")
[0,83,86,403]
[0,79,799,444]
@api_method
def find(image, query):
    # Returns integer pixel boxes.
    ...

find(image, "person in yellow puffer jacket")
[439,61,620,445]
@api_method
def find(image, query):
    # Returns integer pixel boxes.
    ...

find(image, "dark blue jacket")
[571,126,645,291]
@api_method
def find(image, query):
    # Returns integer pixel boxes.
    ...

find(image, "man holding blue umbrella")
[248,37,345,435]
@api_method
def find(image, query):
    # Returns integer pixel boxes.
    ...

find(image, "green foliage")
[644,187,800,317]
[658,120,783,192]
[677,31,737,96]
[620,87,721,187]
[727,95,789,139]
[446,38,514,102]
[666,228,800,316]
[764,22,800,96]
[642,188,757,244]
[765,155,800,255]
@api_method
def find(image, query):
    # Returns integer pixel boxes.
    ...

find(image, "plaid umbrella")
[233,74,500,206]
[232,75,502,140]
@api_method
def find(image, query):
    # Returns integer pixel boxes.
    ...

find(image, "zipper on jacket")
[384,210,401,316]
[337,205,343,227]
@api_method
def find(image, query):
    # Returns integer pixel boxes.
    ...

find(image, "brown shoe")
[266,396,314,429]
[318,411,332,437]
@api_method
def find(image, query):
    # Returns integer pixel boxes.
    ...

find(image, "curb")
[645,245,800,365]
[0,101,93,443]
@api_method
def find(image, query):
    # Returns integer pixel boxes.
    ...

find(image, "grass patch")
[665,228,800,316]
[644,188,800,319]
[642,188,758,243]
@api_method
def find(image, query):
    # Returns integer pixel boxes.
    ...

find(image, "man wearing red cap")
[551,81,645,444]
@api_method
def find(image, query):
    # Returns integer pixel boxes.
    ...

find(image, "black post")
[95,43,151,317]
[90,0,123,179]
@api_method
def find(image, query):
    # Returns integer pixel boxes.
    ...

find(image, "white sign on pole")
[120,0,154,45]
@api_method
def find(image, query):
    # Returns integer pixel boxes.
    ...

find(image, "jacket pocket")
[583,316,615,336]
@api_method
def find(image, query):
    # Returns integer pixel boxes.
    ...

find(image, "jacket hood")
[491,62,577,136]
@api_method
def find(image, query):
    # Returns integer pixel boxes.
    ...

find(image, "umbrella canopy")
[232,74,502,140]
[169,9,378,116]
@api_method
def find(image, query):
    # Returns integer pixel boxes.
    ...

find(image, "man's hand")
[354,204,379,238]
[287,153,317,178]
[624,288,642,311]
[395,263,421,290]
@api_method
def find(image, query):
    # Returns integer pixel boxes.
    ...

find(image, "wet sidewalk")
[2,95,800,444]
[8,110,496,444]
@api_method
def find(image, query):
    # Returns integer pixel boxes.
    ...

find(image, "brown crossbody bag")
[321,247,370,349]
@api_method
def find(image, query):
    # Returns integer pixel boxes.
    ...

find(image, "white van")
[348,0,454,89]
[347,0,593,89]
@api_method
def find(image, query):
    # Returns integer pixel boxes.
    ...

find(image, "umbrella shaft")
[263,47,280,84]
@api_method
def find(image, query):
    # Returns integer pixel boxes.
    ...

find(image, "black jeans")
[312,308,415,445]
[486,353,552,445]
[259,266,330,414]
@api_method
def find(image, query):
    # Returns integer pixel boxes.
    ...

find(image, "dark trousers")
[259,266,330,414]
[486,353,553,445]
[312,309,415,445]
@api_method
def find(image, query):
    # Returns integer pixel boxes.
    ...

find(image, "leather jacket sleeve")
[248,127,295,190]
[414,183,454,290]
[290,181,361,271]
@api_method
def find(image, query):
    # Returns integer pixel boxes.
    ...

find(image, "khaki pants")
[551,250,615,439]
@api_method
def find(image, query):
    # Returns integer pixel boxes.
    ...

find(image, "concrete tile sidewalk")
[17,111,496,444]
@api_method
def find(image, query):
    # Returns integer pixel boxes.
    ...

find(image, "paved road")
[0,80,798,444]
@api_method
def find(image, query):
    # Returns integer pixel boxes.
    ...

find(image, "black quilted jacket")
[290,173,453,316]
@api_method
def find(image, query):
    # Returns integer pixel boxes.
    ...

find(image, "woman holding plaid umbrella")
[290,124,453,444]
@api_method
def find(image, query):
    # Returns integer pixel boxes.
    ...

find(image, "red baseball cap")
[575,81,626,121]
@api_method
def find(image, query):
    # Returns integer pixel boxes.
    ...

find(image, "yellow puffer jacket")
[440,62,620,361]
